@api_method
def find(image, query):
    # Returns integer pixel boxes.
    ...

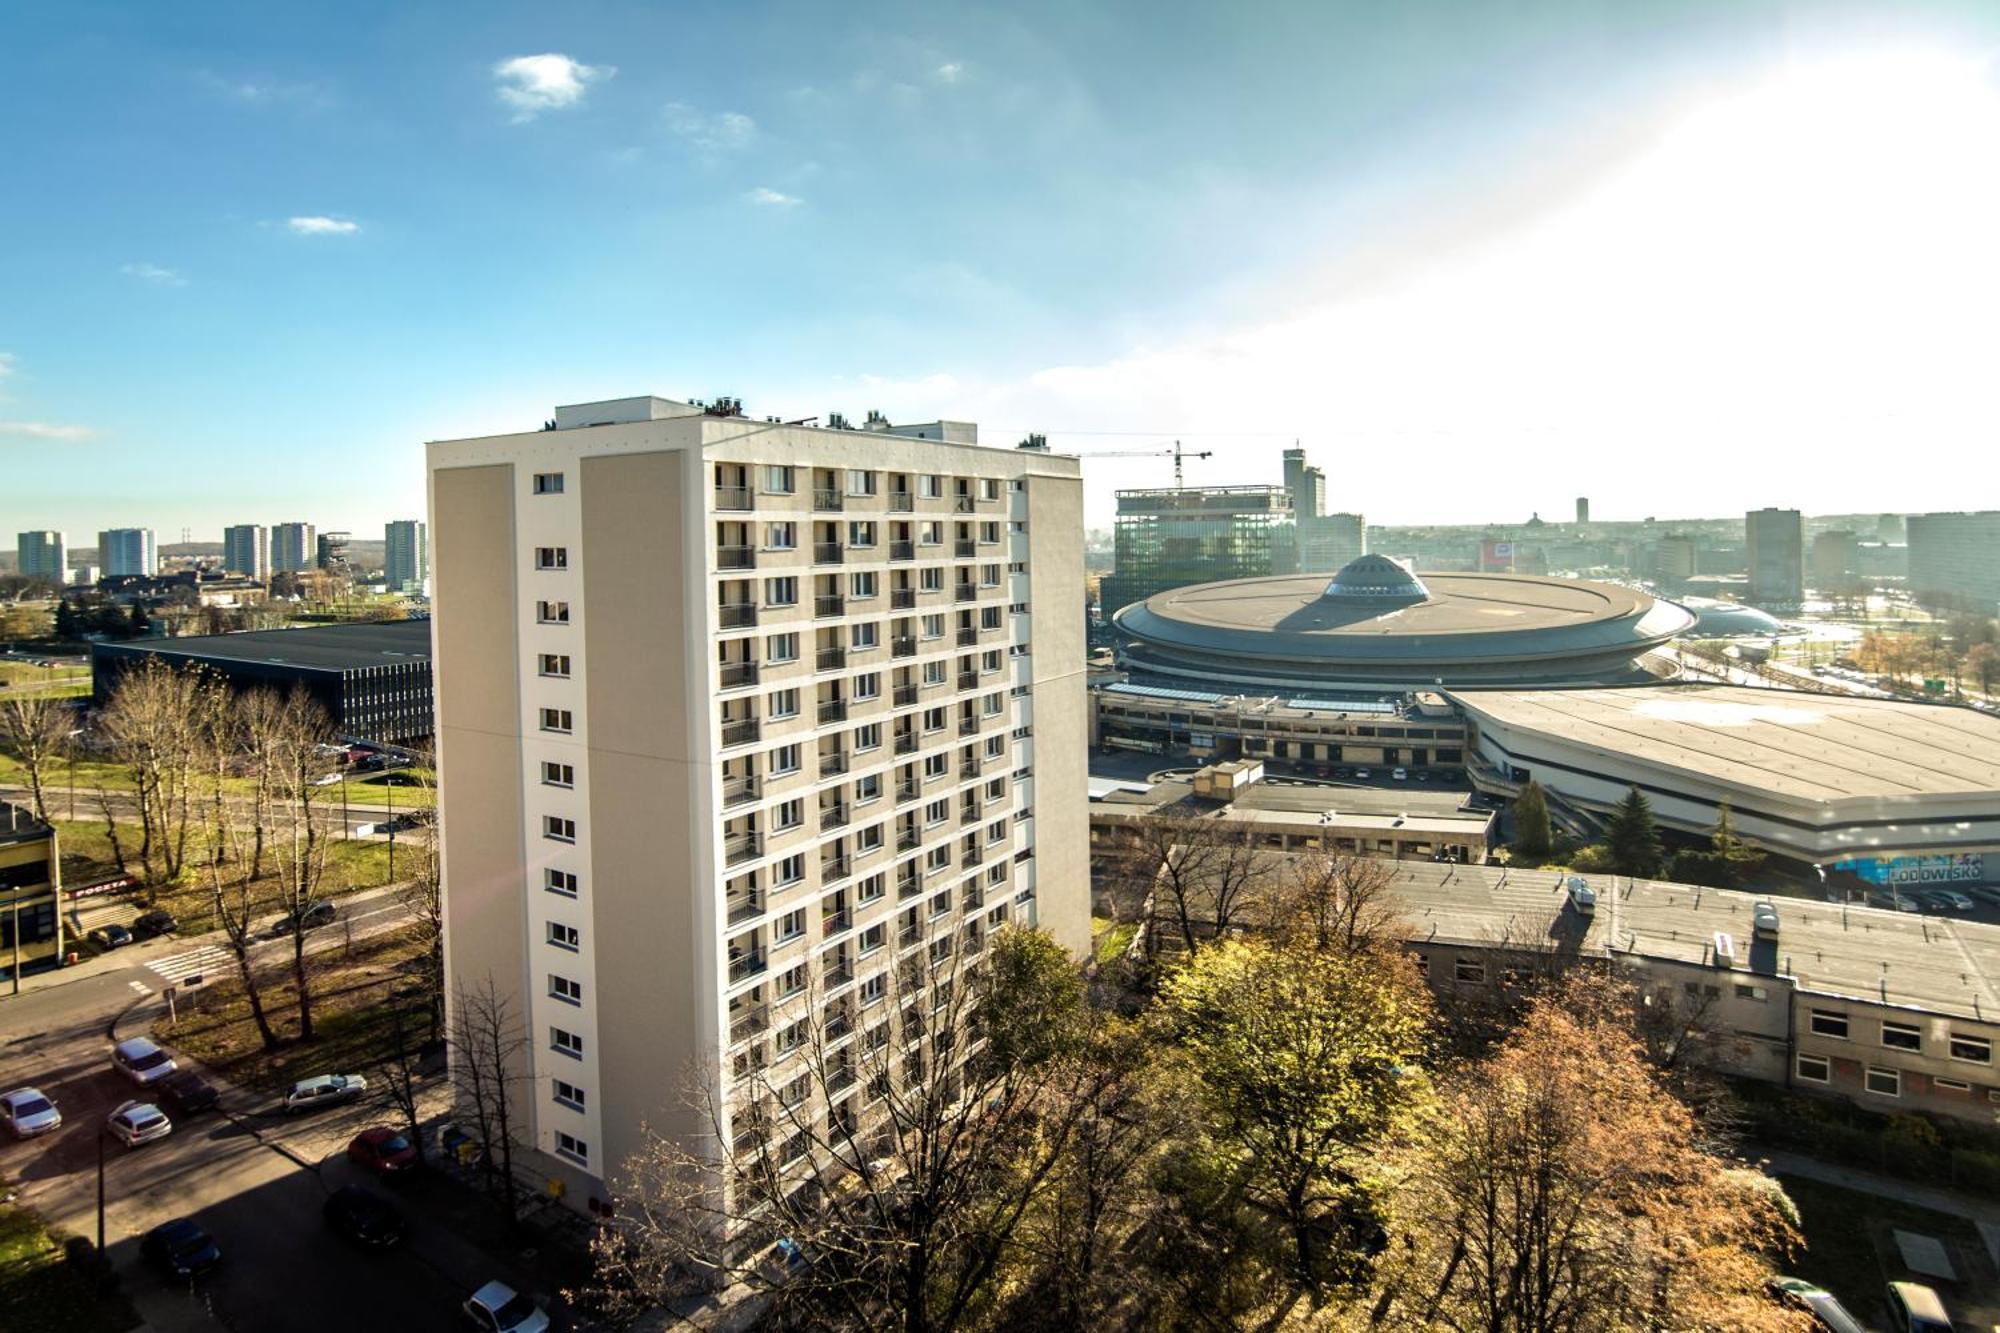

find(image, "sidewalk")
[1760,1147,2000,1268]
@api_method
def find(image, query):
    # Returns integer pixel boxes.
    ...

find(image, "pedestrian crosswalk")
[147,944,233,985]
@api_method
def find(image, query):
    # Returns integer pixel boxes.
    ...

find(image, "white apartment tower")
[427,396,1088,1211]
[270,522,316,574]
[16,530,66,582]
[384,519,428,591]
[97,527,157,577]
[222,524,269,580]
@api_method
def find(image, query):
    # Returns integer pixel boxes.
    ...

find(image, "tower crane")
[1072,440,1214,488]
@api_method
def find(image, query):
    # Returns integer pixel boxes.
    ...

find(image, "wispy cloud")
[933,62,964,85]
[196,70,333,109]
[0,352,15,380]
[0,421,94,441]
[664,102,756,154]
[493,54,613,122]
[745,187,802,208]
[287,216,360,236]
[121,262,187,286]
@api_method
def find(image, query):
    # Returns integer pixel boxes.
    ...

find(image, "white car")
[106,1100,172,1148]
[1392,767,1408,781]
[0,1086,62,1138]
[1565,875,1596,917]
[285,1073,368,1114]
[463,1280,552,1333]
[112,1037,179,1086]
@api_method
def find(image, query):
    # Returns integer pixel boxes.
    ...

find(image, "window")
[544,868,579,897]
[848,521,877,547]
[777,909,806,942]
[1453,958,1486,984]
[772,743,802,775]
[1809,1009,1850,1040]
[764,464,795,494]
[551,1027,584,1058]
[533,471,564,495]
[847,469,877,496]
[861,974,886,1006]
[926,845,951,871]
[537,600,570,624]
[765,576,798,606]
[923,660,946,685]
[776,853,806,886]
[776,1019,808,1053]
[775,798,804,831]
[549,974,583,1004]
[778,964,807,998]
[553,1079,586,1110]
[919,474,943,498]
[1881,1022,1923,1051]
[1734,983,1768,1001]
[850,571,878,598]
[1795,1052,1831,1083]
[1950,1033,1993,1064]
[543,816,576,844]
[860,923,886,954]
[853,624,880,651]
[980,478,1000,501]
[770,688,800,719]
[854,670,881,699]
[920,566,944,591]
[922,707,947,733]
[538,654,571,678]
[554,1131,588,1165]
[764,522,796,550]
[1934,1077,1972,1092]
[856,773,883,804]
[926,798,950,826]
[923,752,949,778]
[859,872,885,903]
[858,823,884,852]
[766,634,799,665]
[855,722,882,751]
[921,612,945,638]
[535,546,568,570]
[980,521,999,544]
[1864,1066,1901,1098]
[547,921,580,950]
[542,762,575,788]
[540,708,573,733]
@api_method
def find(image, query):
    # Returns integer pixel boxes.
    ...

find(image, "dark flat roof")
[94,620,431,673]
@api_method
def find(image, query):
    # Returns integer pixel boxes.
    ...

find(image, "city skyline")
[7,3,2000,535]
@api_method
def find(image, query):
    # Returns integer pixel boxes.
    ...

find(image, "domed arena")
[1112,554,1695,691]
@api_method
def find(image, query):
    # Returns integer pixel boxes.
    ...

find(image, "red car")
[347,1127,420,1175]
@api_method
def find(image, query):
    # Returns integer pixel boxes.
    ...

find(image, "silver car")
[112,1037,179,1086]
[285,1073,368,1114]
[106,1100,173,1148]
[0,1086,62,1138]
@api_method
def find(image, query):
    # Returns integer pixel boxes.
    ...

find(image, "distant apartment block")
[1907,511,2000,615]
[222,524,269,581]
[270,522,316,574]
[316,530,352,573]
[384,519,428,591]
[16,530,66,582]
[1745,507,1803,605]
[1282,446,1367,574]
[428,394,1088,1212]
[1810,529,1858,586]
[96,527,157,578]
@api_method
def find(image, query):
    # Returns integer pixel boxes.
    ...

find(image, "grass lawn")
[1092,917,1137,966]
[1778,1174,2000,1328]
[0,661,89,689]
[0,1184,141,1333]
[154,925,436,1093]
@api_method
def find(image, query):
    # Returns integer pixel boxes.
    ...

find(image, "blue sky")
[6,1,2000,542]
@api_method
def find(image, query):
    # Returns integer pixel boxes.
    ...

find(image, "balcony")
[958,717,979,737]
[821,854,853,883]
[817,751,850,778]
[954,540,976,558]
[888,490,914,512]
[960,803,982,826]
[956,629,977,647]
[897,827,920,852]
[724,832,764,867]
[955,586,977,603]
[893,732,918,756]
[890,541,915,562]
[727,894,765,927]
[957,670,979,690]
[721,718,762,748]
[890,684,917,708]
[891,635,917,658]
[729,1004,769,1044]
[814,542,844,565]
[961,847,983,870]
[813,487,843,512]
[822,909,853,937]
[815,595,845,619]
[816,647,847,672]
[818,699,849,725]
[954,496,975,513]
[720,660,759,690]
[728,948,768,985]
[717,545,756,570]
[715,484,753,512]
[820,802,851,831]
[896,780,919,806]
[962,753,986,776]
[890,588,916,610]
[719,602,758,630]
[722,774,761,808]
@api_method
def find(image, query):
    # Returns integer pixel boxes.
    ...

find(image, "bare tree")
[396,750,444,1043]
[0,692,73,824]
[1271,850,1402,956]
[203,797,281,1052]
[261,687,336,1040]
[1110,813,1264,958]
[97,658,225,888]
[452,975,527,1228]
[373,1006,428,1166]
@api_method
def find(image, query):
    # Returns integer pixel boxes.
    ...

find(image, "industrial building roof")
[93,620,432,673]
[1451,684,2000,802]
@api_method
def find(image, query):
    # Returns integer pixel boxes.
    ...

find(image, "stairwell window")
[543,816,576,844]
[544,869,579,898]
[537,600,569,624]
[551,1027,584,1058]
[549,974,583,1005]
[539,708,573,734]
[535,547,568,570]
[532,472,565,495]
[552,1079,586,1110]
[538,654,571,678]
[554,1132,589,1165]
[547,921,580,950]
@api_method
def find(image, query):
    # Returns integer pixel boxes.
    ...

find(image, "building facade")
[270,522,316,574]
[1100,485,1295,615]
[222,524,269,581]
[428,395,1088,1213]
[96,527,157,578]
[16,530,66,582]
[385,519,428,591]
[316,530,352,574]
[1745,507,1804,605]
[0,801,62,982]
[1907,510,2000,615]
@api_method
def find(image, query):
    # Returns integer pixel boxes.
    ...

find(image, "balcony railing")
[720,660,759,690]
[818,700,848,725]
[957,670,979,690]
[715,484,753,511]
[821,855,852,882]
[890,588,917,610]
[892,684,919,707]
[955,586,977,602]
[890,541,915,562]
[888,490,914,512]
[961,847,983,870]
[729,1004,769,1043]
[728,948,768,984]
[717,544,756,570]
[722,774,761,808]
[813,487,843,511]
[818,751,849,778]
[820,803,850,831]
[814,595,845,619]
[724,832,763,866]
[814,543,844,565]
[954,540,976,558]
[816,647,847,672]
[956,628,977,647]
[891,635,917,658]
[959,717,979,737]
[961,803,982,825]
[727,895,765,927]
[718,602,758,630]
[721,718,762,748]
[894,732,918,756]
[822,910,853,937]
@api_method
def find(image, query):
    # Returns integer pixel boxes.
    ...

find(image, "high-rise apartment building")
[384,520,428,591]
[97,527,157,578]
[1810,529,1858,587]
[428,394,1087,1210]
[1279,446,1367,575]
[222,524,269,581]
[270,522,316,574]
[1745,508,1803,605]
[1575,497,1590,525]
[16,531,66,582]
[316,531,352,574]
[1907,511,2000,615]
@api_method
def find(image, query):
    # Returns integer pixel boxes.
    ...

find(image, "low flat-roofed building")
[1451,683,2000,880]
[1091,680,1470,772]
[0,801,62,982]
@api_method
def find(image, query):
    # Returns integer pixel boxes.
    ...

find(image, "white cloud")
[933,62,964,85]
[0,421,94,441]
[493,53,613,121]
[663,102,756,153]
[745,187,802,208]
[121,262,187,286]
[287,216,359,236]
[196,70,332,108]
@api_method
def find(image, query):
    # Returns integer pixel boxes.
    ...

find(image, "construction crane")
[1073,440,1215,488]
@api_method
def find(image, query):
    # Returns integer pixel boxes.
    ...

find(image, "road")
[3,778,430,841]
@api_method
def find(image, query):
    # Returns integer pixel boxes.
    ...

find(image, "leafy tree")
[1668,801,1764,889]
[1604,785,1662,878]
[1969,642,2000,697]
[1511,780,1552,858]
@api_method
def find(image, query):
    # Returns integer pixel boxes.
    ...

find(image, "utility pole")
[385,777,396,883]
[96,1130,106,1255]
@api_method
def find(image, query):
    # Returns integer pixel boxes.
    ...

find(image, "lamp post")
[385,776,396,883]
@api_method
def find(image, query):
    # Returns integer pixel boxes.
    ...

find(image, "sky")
[5,1,2000,542]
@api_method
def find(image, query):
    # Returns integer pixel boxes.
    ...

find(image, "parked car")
[463,1281,552,1333]
[0,1086,62,1138]
[157,1071,220,1118]
[1923,890,1975,912]
[1882,1281,1953,1333]
[112,1037,179,1086]
[1354,768,1372,780]
[1565,875,1596,917]
[322,1185,404,1248]
[285,1073,368,1114]
[1766,1276,1866,1333]
[348,1126,421,1176]
[131,909,178,940]
[271,900,337,936]
[1391,767,1408,781]
[141,1218,222,1280]
[87,924,133,950]
[106,1101,172,1148]
[1752,901,1780,939]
